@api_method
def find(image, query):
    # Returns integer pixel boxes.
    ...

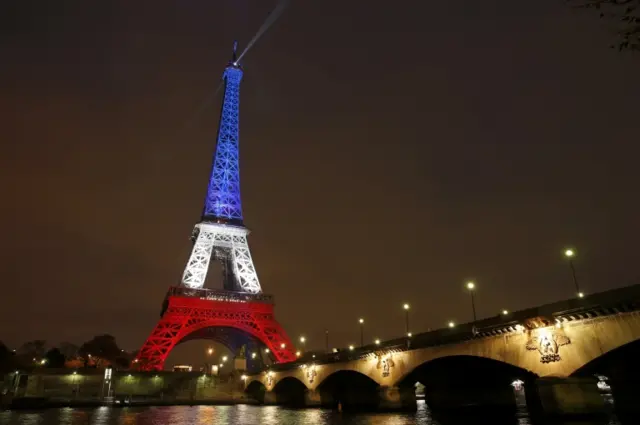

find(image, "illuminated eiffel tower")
[136,43,295,370]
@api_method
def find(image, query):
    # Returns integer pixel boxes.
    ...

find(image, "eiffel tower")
[135,43,295,370]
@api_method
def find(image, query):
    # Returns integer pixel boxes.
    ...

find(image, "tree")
[44,348,66,368]
[79,334,123,366]
[570,0,639,51]
[58,342,80,360]
[16,340,47,367]
[0,341,16,374]
[17,340,46,359]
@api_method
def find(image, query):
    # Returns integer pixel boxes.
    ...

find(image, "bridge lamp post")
[564,249,583,298]
[325,329,329,352]
[358,318,365,347]
[299,336,306,353]
[466,281,477,322]
[403,303,410,336]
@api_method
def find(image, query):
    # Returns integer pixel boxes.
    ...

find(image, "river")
[0,401,625,425]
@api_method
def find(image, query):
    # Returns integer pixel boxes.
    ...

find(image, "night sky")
[2,1,639,366]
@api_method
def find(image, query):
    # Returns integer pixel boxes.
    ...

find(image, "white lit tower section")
[180,43,262,294]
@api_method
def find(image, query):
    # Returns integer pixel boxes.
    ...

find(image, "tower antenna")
[232,40,239,65]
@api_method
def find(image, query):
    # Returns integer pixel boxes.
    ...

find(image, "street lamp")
[564,248,583,298]
[222,356,228,362]
[502,309,509,316]
[325,329,329,352]
[466,281,477,322]
[403,303,410,335]
[374,339,381,345]
[448,321,456,328]
[299,336,306,353]
[207,347,214,356]
[358,318,364,347]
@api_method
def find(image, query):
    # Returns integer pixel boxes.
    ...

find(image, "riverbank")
[2,396,259,410]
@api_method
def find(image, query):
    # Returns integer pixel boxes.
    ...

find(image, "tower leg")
[181,226,216,288]
[181,223,261,293]
[136,293,295,371]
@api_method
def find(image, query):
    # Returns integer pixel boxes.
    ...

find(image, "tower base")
[135,287,295,371]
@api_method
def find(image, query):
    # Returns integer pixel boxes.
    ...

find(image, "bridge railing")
[166,286,274,304]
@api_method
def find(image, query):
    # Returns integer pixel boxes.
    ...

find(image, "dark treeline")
[0,335,133,374]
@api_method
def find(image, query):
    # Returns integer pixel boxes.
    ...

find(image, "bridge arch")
[571,338,640,378]
[317,370,381,411]
[246,379,267,403]
[562,312,640,377]
[396,354,537,387]
[136,296,295,370]
[272,377,308,407]
[395,355,536,411]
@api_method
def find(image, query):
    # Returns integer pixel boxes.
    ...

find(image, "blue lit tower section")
[203,47,244,224]
[180,43,262,293]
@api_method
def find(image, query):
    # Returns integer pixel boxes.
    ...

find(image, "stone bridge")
[245,284,640,419]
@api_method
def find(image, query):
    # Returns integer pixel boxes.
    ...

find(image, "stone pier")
[525,377,606,418]
[378,386,416,411]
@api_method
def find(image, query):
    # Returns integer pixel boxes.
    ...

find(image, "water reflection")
[0,404,627,425]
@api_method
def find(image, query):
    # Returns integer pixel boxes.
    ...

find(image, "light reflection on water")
[0,401,624,425]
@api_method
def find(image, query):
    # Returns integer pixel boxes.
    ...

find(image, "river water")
[0,401,625,425]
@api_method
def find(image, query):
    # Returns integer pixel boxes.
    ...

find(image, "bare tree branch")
[568,0,639,51]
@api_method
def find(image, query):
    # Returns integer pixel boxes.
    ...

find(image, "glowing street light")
[299,336,306,353]
[207,347,214,356]
[374,338,381,345]
[324,329,330,352]
[348,345,355,351]
[502,309,509,315]
[564,248,583,298]
[448,321,456,328]
[358,318,364,347]
[407,332,412,338]
[265,348,270,353]
[466,281,477,322]
[403,303,410,336]
[296,351,301,357]
[222,356,228,362]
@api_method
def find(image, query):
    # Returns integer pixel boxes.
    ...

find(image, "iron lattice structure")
[136,46,295,370]
[203,64,244,223]
[181,223,261,292]
[136,291,296,370]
